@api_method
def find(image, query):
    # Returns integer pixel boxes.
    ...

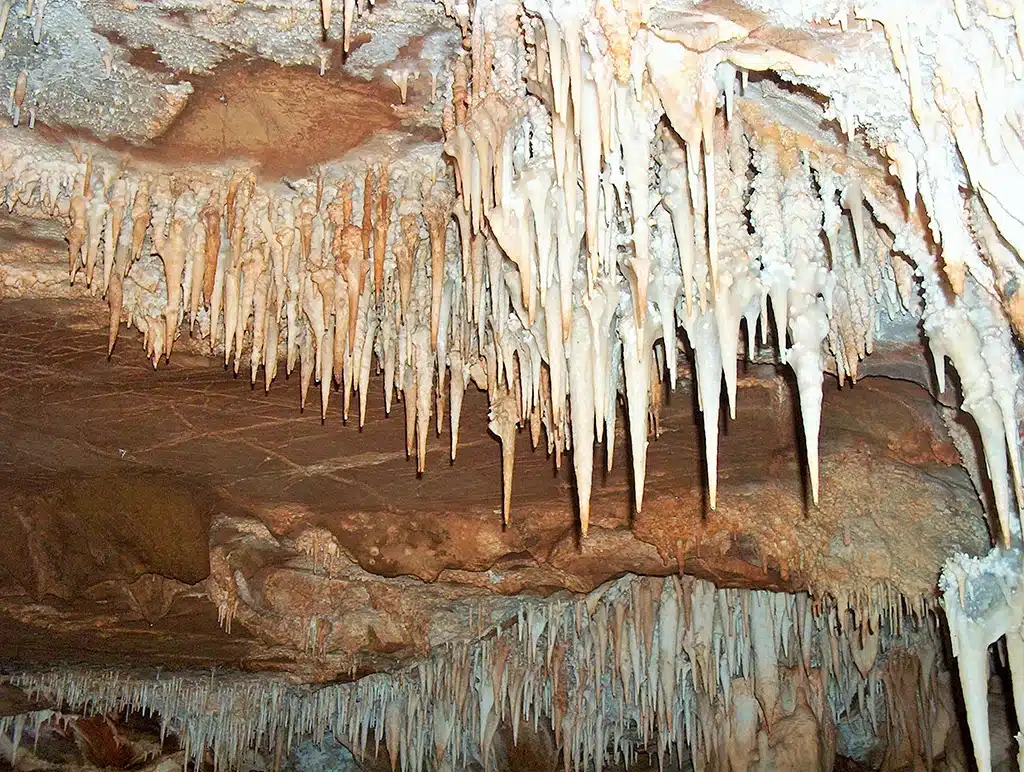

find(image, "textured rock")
[1,0,1022,766]
[0,297,987,679]
[0,0,455,142]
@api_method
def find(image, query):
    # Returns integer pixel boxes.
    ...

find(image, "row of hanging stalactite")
[2,0,1024,543]
[441,0,1024,543]
[0,98,975,540]
[2,573,959,772]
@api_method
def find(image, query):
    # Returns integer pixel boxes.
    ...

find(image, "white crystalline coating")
[0,573,955,772]
[895,219,1024,546]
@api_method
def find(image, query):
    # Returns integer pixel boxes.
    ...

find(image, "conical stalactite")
[778,148,829,506]
[941,547,1024,772]
[567,298,596,535]
[620,307,655,515]
[712,114,760,420]
[0,573,958,772]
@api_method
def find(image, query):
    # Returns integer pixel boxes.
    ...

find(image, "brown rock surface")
[0,298,988,679]
[133,60,410,178]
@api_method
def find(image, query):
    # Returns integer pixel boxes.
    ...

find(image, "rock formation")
[0,0,1022,769]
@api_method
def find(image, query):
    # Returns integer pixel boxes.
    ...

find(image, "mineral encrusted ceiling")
[1,0,1024,769]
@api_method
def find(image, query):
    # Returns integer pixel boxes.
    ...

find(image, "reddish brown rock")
[0,299,988,679]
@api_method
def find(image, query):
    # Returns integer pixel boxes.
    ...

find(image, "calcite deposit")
[1,0,1024,769]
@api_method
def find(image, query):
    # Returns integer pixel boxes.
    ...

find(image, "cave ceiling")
[0,0,1022,769]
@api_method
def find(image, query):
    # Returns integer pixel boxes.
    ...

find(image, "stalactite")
[0,571,952,772]
[159,204,189,361]
[488,387,518,526]
[4,0,1023,546]
[423,186,453,351]
[104,178,127,295]
[373,167,392,303]
[942,548,1024,772]
[66,191,87,285]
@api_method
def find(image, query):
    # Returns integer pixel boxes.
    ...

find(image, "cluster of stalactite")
[440,0,1024,542]
[0,0,1021,548]
[2,0,1022,548]
[3,98,1013,547]
[1,574,960,771]
[4,1,1024,768]
[1,135,482,475]
[2,0,46,130]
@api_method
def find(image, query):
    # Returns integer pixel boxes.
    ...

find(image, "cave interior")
[0,0,1023,769]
